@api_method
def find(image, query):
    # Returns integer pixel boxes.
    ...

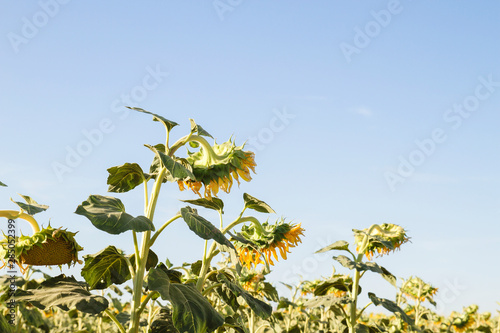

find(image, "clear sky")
[1,1,499,315]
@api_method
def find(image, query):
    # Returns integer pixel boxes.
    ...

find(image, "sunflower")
[0,225,83,273]
[234,220,304,269]
[451,313,475,332]
[400,276,438,302]
[239,268,266,291]
[177,139,256,199]
[354,223,409,260]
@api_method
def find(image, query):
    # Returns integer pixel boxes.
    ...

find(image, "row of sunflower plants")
[0,108,305,333]
[1,109,499,333]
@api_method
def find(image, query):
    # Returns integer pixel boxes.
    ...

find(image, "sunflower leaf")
[148,268,224,333]
[315,240,350,253]
[146,144,195,181]
[333,255,397,287]
[243,193,275,214]
[81,246,131,290]
[189,119,213,139]
[15,274,109,315]
[181,198,224,213]
[0,181,7,187]
[304,294,352,308]
[75,195,155,235]
[127,107,179,132]
[217,273,272,319]
[107,163,146,193]
[368,292,415,326]
[11,194,48,215]
[128,249,158,272]
[180,207,234,249]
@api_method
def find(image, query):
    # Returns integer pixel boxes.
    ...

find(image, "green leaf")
[189,119,213,139]
[217,273,272,319]
[0,313,13,332]
[181,198,224,213]
[157,263,183,284]
[332,255,397,287]
[313,275,357,296]
[261,282,279,302]
[315,240,350,253]
[18,304,47,331]
[75,195,155,235]
[368,292,414,326]
[81,246,131,290]
[128,249,159,272]
[0,181,7,187]
[11,194,48,215]
[304,295,352,308]
[243,193,275,214]
[148,268,224,333]
[150,308,178,333]
[107,163,146,193]
[15,274,109,315]
[180,207,234,249]
[127,107,179,132]
[146,145,195,181]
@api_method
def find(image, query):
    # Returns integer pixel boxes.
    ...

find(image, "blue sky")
[1,1,499,315]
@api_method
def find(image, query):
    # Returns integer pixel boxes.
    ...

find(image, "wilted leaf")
[181,198,224,213]
[148,268,224,333]
[243,193,275,214]
[15,274,109,315]
[368,292,414,326]
[127,107,179,132]
[107,163,146,193]
[146,145,195,181]
[75,195,155,235]
[180,207,234,249]
[315,240,350,253]
[81,246,131,289]
[11,194,48,215]
[189,119,213,139]
[333,255,397,287]
[304,295,351,308]
[128,249,159,272]
[217,273,272,319]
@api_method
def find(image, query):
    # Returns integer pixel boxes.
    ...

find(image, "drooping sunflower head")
[233,219,305,269]
[400,276,438,302]
[0,225,83,273]
[354,223,409,260]
[177,139,256,199]
[451,313,475,332]
[239,267,266,291]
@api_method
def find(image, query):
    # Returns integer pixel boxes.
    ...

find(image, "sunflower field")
[1,109,499,333]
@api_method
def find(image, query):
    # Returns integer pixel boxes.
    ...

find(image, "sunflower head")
[177,139,256,199]
[354,223,409,260]
[239,268,266,291]
[452,313,475,332]
[0,225,83,272]
[400,276,438,303]
[233,219,304,269]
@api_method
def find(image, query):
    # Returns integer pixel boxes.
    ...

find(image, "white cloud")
[354,107,373,117]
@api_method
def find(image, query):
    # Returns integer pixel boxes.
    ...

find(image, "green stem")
[137,291,159,317]
[202,283,223,296]
[129,167,166,333]
[105,309,126,333]
[0,210,40,233]
[148,214,182,248]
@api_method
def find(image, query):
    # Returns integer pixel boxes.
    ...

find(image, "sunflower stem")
[0,210,40,233]
[105,309,126,333]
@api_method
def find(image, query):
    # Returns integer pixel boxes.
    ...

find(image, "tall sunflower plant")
[306,223,415,333]
[1,108,305,333]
